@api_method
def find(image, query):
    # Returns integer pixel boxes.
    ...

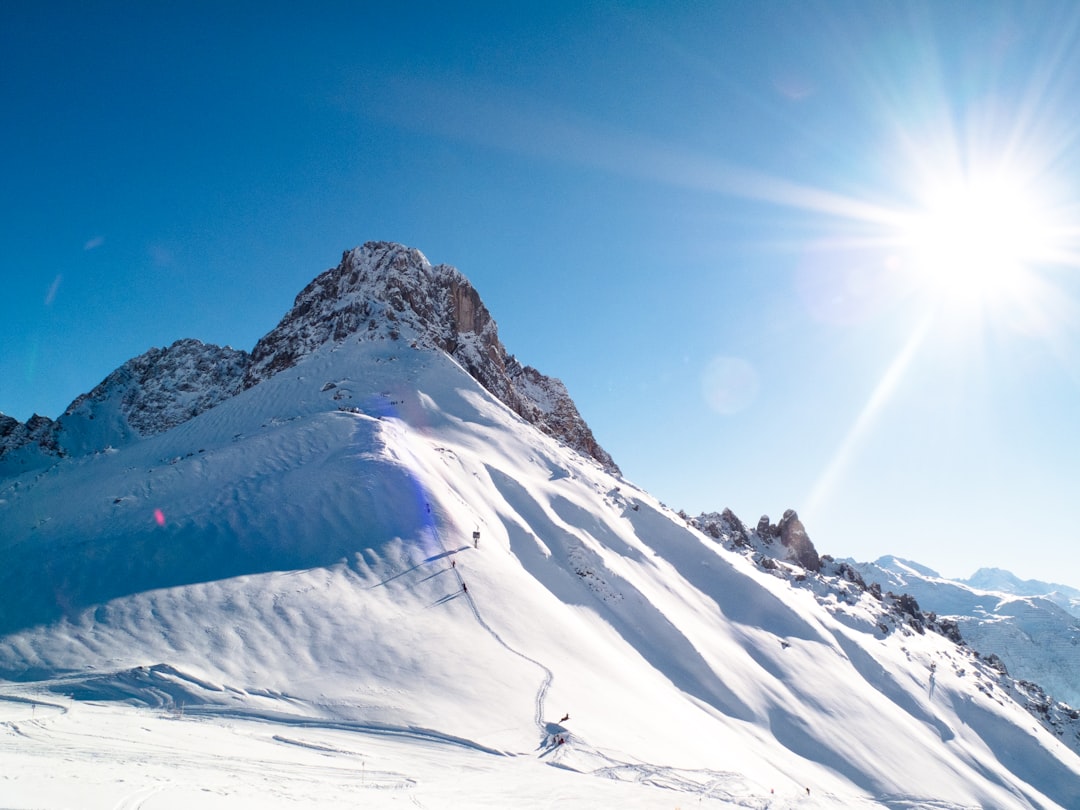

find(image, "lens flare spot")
[795,245,907,326]
[153,508,166,526]
[701,356,760,415]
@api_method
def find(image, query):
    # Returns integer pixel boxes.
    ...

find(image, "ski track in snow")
[112,783,164,810]
[4,334,1080,808]
[424,489,556,747]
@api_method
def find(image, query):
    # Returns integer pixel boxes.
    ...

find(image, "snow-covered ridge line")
[243,242,618,472]
[693,509,1080,744]
[0,241,617,474]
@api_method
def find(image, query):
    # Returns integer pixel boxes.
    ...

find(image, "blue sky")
[4,2,1080,583]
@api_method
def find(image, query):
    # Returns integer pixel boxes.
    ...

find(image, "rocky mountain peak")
[243,242,486,385]
[2,242,617,474]
[243,242,619,472]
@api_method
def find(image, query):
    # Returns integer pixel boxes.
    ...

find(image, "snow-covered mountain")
[963,567,1080,617]
[852,556,1080,710]
[242,242,617,472]
[0,339,250,474]
[2,242,1080,809]
[0,242,615,478]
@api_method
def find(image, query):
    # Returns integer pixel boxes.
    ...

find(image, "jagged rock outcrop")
[698,508,820,573]
[243,242,618,471]
[697,508,749,546]
[1,242,617,473]
[64,338,250,438]
[0,412,58,457]
[1,340,249,468]
[777,509,821,572]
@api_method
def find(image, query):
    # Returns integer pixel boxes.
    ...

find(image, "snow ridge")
[694,509,1080,747]
[243,241,618,471]
[0,339,249,474]
[0,242,617,474]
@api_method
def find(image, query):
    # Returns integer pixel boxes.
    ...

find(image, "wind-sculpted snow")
[3,261,1080,807]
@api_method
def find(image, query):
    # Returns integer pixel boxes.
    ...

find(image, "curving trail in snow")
[4,336,1080,808]
[426,505,555,748]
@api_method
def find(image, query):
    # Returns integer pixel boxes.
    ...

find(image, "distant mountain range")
[2,241,1078,808]
[963,566,1080,614]
[851,556,1080,708]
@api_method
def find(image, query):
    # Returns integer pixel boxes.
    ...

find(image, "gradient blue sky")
[4,2,1080,583]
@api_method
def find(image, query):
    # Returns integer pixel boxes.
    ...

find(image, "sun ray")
[804,314,933,516]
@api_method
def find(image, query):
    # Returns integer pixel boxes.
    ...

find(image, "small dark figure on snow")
[558,737,565,745]
[559,713,569,723]
[462,582,468,593]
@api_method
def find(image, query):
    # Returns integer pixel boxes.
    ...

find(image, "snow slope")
[854,556,1080,709]
[2,243,1080,808]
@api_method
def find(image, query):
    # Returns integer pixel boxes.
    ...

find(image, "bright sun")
[899,171,1053,312]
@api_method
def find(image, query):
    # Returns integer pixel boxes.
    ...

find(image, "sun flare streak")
[805,314,933,516]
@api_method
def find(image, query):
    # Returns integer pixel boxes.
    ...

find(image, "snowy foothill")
[3,245,1080,808]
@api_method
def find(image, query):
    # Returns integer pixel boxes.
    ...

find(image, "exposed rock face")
[1,242,617,474]
[777,509,821,572]
[697,508,750,546]
[756,515,778,541]
[0,412,58,457]
[698,508,820,573]
[65,338,250,438]
[244,242,619,472]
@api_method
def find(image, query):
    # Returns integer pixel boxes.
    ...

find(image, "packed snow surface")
[3,338,1080,808]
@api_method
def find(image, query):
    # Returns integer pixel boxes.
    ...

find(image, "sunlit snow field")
[2,333,1078,809]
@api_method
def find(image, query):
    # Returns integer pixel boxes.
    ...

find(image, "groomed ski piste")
[3,336,1080,808]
